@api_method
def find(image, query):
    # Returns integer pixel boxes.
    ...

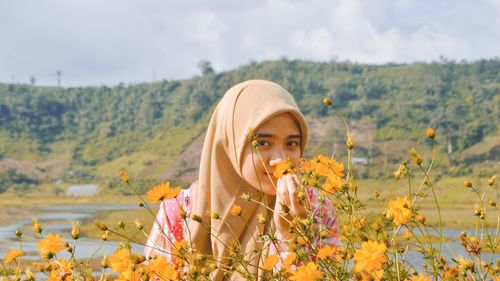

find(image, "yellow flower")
[55,258,74,276]
[407,273,432,281]
[229,204,242,216]
[261,254,280,271]
[119,170,129,183]
[146,182,181,203]
[37,233,65,258]
[273,158,296,178]
[387,197,412,226]
[4,249,23,264]
[108,247,131,273]
[46,270,60,281]
[353,241,387,274]
[282,252,297,272]
[147,255,178,280]
[317,245,336,260]
[290,262,322,281]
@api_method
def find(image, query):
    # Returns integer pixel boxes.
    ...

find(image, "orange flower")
[229,204,242,216]
[317,245,336,260]
[310,155,344,178]
[147,255,178,280]
[147,182,181,203]
[108,247,131,273]
[37,233,65,258]
[119,170,129,183]
[4,249,23,264]
[262,254,280,271]
[116,266,144,281]
[353,241,387,274]
[290,262,322,281]
[273,158,296,179]
[172,240,189,265]
[387,197,412,226]
[402,229,412,240]
[323,174,344,193]
[407,273,432,281]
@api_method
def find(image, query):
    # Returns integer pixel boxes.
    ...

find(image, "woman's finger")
[277,177,290,211]
[287,174,307,217]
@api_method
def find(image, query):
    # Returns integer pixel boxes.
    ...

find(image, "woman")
[145,80,339,280]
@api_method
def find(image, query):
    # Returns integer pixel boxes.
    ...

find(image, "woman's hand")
[273,174,307,239]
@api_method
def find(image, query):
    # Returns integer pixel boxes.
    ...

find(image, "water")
[65,184,98,196]
[0,203,144,261]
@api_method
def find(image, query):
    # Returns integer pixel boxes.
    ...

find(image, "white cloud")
[0,0,498,86]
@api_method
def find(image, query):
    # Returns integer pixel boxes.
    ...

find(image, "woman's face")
[240,113,302,195]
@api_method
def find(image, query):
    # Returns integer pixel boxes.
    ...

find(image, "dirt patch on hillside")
[0,158,69,179]
[159,133,205,184]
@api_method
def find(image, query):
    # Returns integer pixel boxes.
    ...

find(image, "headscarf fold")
[188,80,308,280]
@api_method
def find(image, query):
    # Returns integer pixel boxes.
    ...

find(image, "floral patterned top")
[144,182,341,264]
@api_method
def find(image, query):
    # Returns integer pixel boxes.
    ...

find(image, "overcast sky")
[1,0,499,86]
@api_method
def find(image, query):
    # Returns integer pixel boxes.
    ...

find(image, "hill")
[0,58,499,193]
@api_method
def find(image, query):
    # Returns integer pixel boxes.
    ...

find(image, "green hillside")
[0,59,499,193]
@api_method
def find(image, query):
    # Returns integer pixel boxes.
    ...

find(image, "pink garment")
[144,182,340,263]
[144,182,195,260]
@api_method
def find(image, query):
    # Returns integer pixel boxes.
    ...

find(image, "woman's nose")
[269,157,283,166]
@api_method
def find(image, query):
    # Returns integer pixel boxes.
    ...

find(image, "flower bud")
[102,230,110,241]
[180,208,187,219]
[240,193,251,202]
[415,214,426,224]
[117,220,125,229]
[94,220,108,231]
[258,213,267,224]
[323,97,332,106]
[191,214,203,223]
[119,170,129,183]
[426,127,436,139]
[32,219,43,234]
[488,175,496,186]
[488,200,496,207]
[210,211,221,220]
[134,219,143,230]
[71,221,80,240]
[15,229,22,238]
[101,255,109,269]
[25,268,35,281]
[346,133,355,150]
[410,148,423,165]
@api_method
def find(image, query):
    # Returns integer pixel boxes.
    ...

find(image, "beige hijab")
[188,80,308,280]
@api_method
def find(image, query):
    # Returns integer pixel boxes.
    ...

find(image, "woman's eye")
[287,141,299,147]
[258,140,271,147]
